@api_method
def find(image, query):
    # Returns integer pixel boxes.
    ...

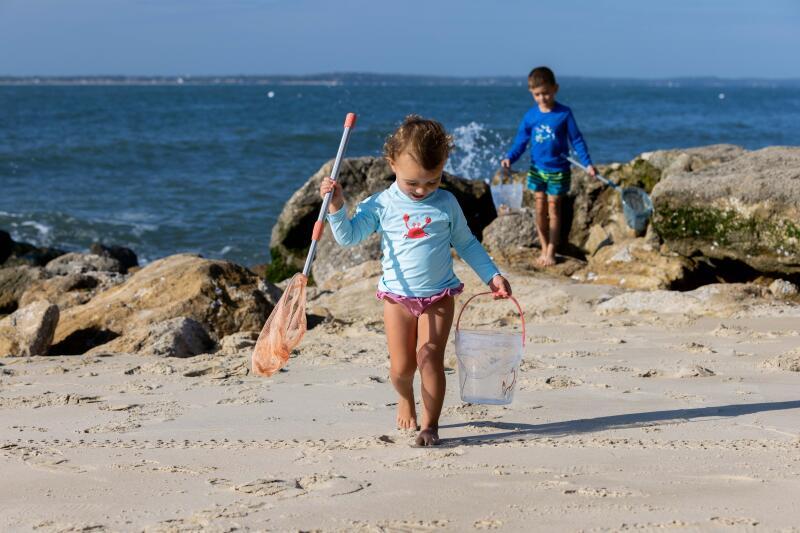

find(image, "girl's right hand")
[500,159,511,170]
[320,176,345,213]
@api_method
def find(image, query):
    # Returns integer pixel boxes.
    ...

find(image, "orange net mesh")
[251,273,309,377]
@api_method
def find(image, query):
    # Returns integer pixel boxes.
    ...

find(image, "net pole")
[302,113,357,278]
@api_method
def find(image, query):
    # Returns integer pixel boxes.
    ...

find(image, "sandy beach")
[2,262,799,532]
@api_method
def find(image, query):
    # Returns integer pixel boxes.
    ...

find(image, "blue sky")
[1,0,798,78]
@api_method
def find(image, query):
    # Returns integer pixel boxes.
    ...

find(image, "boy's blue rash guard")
[505,102,592,172]
[326,182,500,297]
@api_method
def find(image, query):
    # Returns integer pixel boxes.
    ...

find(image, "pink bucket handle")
[455,292,526,346]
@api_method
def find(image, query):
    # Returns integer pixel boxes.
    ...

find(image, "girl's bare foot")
[415,426,440,446]
[396,397,418,430]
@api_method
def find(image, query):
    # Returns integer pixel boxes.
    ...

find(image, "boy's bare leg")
[414,296,455,446]
[383,300,419,430]
[542,195,562,266]
[534,192,550,267]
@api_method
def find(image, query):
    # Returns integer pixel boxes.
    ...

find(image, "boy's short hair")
[528,66,556,88]
[383,114,454,170]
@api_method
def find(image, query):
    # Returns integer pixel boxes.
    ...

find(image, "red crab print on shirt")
[403,213,432,239]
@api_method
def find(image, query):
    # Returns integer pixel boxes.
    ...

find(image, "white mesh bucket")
[490,183,523,212]
[454,293,526,405]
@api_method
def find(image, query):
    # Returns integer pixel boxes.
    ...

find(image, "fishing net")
[251,273,308,376]
[621,187,654,232]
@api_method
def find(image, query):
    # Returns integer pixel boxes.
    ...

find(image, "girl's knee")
[416,343,445,369]
[390,362,417,380]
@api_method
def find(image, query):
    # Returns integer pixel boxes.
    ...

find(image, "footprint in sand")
[676,365,716,378]
[1,443,87,473]
[545,375,583,388]
[232,473,365,499]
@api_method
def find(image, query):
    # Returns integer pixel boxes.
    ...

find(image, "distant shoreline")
[1,73,799,88]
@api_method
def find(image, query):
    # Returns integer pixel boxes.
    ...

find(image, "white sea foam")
[445,122,505,181]
[21,220,52,239]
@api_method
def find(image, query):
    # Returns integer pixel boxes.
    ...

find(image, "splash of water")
[445,122,505,181]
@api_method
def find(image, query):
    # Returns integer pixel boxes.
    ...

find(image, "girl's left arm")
[449,198,500,284]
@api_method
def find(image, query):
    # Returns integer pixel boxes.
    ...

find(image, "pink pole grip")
[344,113,357,128]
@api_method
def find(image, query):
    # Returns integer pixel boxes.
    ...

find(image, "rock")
[584,224,613,256]
[0,301,59,356]
[269,157,495,284]
[45,252,122,276]
[0,230,11,264]
[313,229,382,287]
[2,236,65,268]
[90,243,138,273]
[218,331,260,354]
[640,144,745,177]
[765,348,800,372]
[652,146,800,275]
[316,259,383,291]
[579,239,700,290]
[19,271,127,311]
[0,265,46,315]
[51,254,275,355]
[567,146,745,255]
[769,279,799,298]
[482,208,539,251]
[596,283,769,317]
[86,317,216,357]
[479,208,587,276]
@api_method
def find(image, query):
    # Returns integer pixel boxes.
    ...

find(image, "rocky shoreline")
[1,144,798,358]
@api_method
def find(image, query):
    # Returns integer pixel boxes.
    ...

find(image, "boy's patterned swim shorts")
[527,166,571,196]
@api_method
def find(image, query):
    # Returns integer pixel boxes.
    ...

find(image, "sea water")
[1,78,798,266]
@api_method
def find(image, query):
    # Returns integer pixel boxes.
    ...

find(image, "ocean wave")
[446,122,506,181]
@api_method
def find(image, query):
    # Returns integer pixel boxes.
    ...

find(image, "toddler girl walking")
[320,115,512,446]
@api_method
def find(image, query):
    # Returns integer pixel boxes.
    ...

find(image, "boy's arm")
[326,198,379,247]
[449,198,500,284]
[566,110,593,167]
[504,115,532,165]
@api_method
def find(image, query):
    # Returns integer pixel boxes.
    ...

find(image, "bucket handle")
[455,292,526,346]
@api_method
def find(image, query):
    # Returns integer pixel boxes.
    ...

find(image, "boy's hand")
[320,176,344,213]
[586,165,598,178]
[500,159,511,170]
[489,274,512,299]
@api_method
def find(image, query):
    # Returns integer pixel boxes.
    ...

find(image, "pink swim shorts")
[376,283,464,317]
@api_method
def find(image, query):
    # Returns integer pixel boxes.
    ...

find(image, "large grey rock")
[87,317,216,357]
[640,144,746,177]
[651,147,800,274]
[45,252,123,276]
[0,265,46,315]
[0,301,59,356]
[483,208,539,251]
[270,157,496,284]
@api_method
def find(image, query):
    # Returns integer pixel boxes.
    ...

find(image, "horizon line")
[2,72,800,82]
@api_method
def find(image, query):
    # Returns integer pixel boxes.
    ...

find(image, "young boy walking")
[501,66,596,267]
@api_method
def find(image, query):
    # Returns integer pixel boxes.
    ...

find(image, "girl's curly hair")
[383,115,454,170]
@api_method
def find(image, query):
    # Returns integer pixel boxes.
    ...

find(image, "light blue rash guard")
[505,102,592,172]
[327,182,500,297]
